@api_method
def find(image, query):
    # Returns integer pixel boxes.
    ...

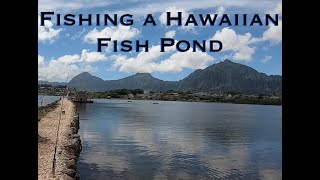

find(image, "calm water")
[77,99,282,180]
[38,95,61,107]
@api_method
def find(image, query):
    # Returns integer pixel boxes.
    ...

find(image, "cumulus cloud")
[267,1,282,15]
[39,0,116,12]
[110,44,214,73]
[215,6,225,14]
[56,54,81,64]
[262,55,272,63]
[112,0,280,16]
[38,17,63,43]
[249,3,282,44]
[261,20,282,44]
[210,17,281,62]
[210,27,255,62]
[156,50,215,72]
[81,49,108,62]
[110,44,176,73]
[38,55,45,66]
[159,7,197,33]
[165,30,176,38]
[84,26,140,44]
[38,50,106,82]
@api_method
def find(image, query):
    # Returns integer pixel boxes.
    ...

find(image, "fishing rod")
[51,61,73,177]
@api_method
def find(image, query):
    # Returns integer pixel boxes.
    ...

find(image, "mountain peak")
[221,59,233,63]
[134,72,153,77]
[77,72,92,76]
[135,72,151,75]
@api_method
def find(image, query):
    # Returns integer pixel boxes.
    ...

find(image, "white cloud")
[159,7,197,33]
[110,43,214,73]
[157,50,215,72]
[267,1,282,15]
[81,49,108,62]
[262,55,272,63]
[38,50,106,81]
[84,25,140,44]
[113,0,281,16]
[209,15,281,62]
[38,55,45,66]
[215,6,225,14]
[39,0,117,12]
[159,7,187,25]
[56,54,81,64]
[249,3,282,44]
[70,28,87,40]
[210,27,255,62]
[197,6,225,28]
[110,44,176,73]
[250,20,282,44]
[165,30,176,38]
[261,20,282,44]
[38,17,63,43]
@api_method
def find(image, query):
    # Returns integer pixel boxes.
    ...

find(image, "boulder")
[72,134,80,139]
[62,168,76,177]
[62,174,74,180]
[65,159,76,170]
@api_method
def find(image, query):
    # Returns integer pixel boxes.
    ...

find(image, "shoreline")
[91,98,282,106]
[38,99,60,119]
[38,98,82,180]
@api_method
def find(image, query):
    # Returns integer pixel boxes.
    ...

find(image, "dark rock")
[72,121,79,127]
[62,174,74,180]
[71,138,80,147]
[65,138,81,155]
[75,173,80,180]
[72,134,80,139]
[62,168,76,177]
[70,127,77,134]
[65,159,76,170]
[65,154,77,160]
[65,148,75,155]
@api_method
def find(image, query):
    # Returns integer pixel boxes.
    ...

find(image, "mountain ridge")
[41,60,282,94]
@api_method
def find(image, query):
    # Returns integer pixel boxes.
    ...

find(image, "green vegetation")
[85,88,281,105]
[213,96,281,105]
[88,89,144,99]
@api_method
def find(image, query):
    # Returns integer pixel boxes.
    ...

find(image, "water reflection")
[77,100,282,179]
[38,95,61,106]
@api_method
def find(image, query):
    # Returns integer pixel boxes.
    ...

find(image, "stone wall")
[38,99,60,120]
[61,113,82,180]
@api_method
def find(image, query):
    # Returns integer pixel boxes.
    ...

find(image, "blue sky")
[38,0,282,82]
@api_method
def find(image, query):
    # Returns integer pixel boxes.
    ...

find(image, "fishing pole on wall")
[51,60,74,177]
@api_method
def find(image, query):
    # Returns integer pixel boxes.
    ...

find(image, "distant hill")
[176,60,282,93]
[40,59,282,94]
[67,72,177,91]
[38,80,66,87]
[68,72,106,91]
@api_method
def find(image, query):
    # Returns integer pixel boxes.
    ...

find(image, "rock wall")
[60,112,82,180]
[38,99,60,120]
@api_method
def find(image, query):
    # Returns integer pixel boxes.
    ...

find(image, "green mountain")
[177,60,281,93]
[68,72,106,91]
[61,59,281,94]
